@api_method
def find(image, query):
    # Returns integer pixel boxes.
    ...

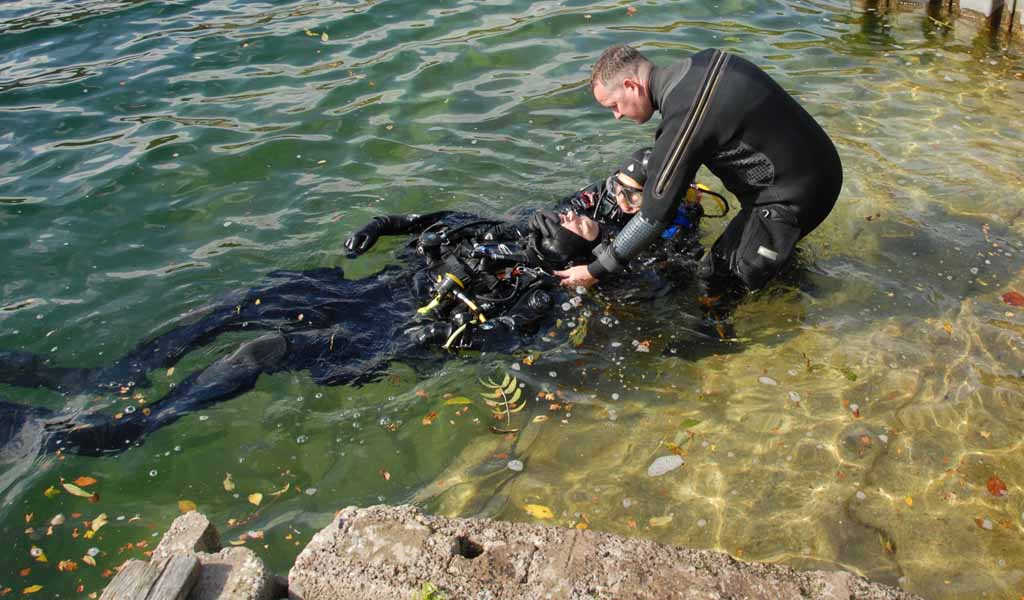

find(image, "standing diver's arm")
[344,211,456,256]
[586,52,730,281]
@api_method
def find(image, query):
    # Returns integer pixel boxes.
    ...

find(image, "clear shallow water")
[1,1,1023,598]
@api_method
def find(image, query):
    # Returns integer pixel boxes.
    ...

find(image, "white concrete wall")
[959,0,1003,16]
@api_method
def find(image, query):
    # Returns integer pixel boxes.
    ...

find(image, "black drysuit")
[0,212,574,458]
[590,49,843,290]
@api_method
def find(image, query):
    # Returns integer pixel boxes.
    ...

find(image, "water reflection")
[1,0,1023,598]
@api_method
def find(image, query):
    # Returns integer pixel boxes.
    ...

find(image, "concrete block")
[288,504,920,600]
[153,512,223,562]
[960,0,1003,17]
[191,547,275,600]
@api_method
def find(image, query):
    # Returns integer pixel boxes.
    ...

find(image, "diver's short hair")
[591,45,652,90]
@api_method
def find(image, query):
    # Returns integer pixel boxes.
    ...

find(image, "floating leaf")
[22,585,43,595]
[57,560,77,572]
[942,322,953,336]
[81,555,96,567]
[569,316,588,347]
[248,493,263,507]
[904,496,913,507]
[379,469,391,481]
[178,500,197,513]
[31,547,47,563]
[649,514,674,527]
[304,29,317,37]
[422,411,438,426]
[267,483,290,497]
[73,476,97,488]
[320,32,329,42]
[166,367,175,377]
[647,455,684,477]
[91,513,108,532]
[532,415,549,423]
[60,481,98,503]
[523,504,554,519]
[43,486,61,499]
[444,396,472,405]
[626,5,637,15]
[1001,291,1024,306]
[987,475,1008,497]
[223,473,235,492]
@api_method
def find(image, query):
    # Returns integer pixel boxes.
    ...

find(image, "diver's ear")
[622,77,646,97]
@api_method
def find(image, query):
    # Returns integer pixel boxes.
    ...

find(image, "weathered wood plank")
[99,554,200,600]
[148,554,200,600]
[99,560,158,600]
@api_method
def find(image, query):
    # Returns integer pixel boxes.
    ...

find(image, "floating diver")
[0,207,611,458]
[0,152,720,459]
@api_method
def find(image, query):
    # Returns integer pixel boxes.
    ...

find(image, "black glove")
[344,219,384,257]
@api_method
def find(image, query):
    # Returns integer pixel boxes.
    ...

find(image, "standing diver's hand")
[554,264,598,288]
[343,219,384,257]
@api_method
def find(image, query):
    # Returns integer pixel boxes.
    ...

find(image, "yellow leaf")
[904,496,913,507]
[44,486,61,499]
[444,396,473,405]
[34,550,48,563]
[84,530,95,539]
[942,322,953,336]
[305,29,317,36]
[81,555,96,567]
[178,500,197,513]
[23,585,43,594]
[223,473,235,492]
[248,493,263,507]
[522,504,554,519]
[73,476,97,488]
[320,32,329,42]
[61,481,95,499]
[532,415,549,423]
[91,513,108,532]
[422,411,438,426]
[167,367,175,377]
[649,514,674,527]
[267,483,290,497]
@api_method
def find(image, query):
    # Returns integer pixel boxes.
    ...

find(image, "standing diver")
[556,45,842,296]
[0,209,603,459]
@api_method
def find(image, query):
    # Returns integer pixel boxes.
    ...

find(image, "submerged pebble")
[758,376,778,386]
[647,455,684,477]
[507,460,524,472]
[856,491,866,500]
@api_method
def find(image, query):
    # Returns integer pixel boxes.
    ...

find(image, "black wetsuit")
[0,212,573,458]
[590,49,843,290]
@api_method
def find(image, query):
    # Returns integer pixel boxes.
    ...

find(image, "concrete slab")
[960,0,1004,17]
[288,505,921,600]
[192,547,275,600]
[153,511,223,562]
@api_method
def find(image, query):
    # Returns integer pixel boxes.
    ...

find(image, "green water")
[2,1,1023,598]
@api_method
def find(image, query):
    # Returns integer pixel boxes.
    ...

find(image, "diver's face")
[611,172,644,214]
[593,79,654,124]
[559,211,599,241]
